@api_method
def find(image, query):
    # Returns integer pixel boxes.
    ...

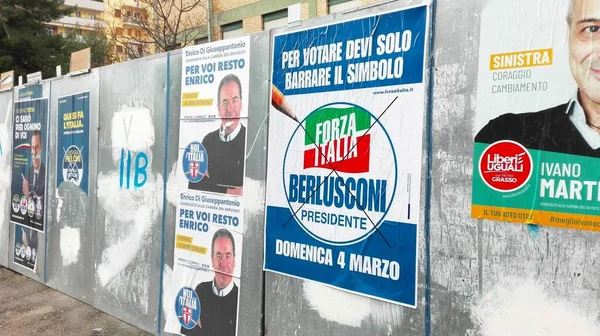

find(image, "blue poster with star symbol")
[56,92,90,194]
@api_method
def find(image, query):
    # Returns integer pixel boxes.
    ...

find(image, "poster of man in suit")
[165,36,249,336]
[472,0,600,231]
[10,98,48,232]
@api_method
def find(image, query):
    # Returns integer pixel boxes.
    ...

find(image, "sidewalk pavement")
[0,266,150,336]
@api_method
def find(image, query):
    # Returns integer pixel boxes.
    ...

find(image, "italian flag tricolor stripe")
[302,106,371,173]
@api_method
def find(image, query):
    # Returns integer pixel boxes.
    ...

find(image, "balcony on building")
[121,0,142,9]
[125,40,146,59]
[47,16,107,30]
[122,15,142,26]
[122,9,147,27]
[63,0,105,12]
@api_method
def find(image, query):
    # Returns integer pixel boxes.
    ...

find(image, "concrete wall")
[431,0,600,334]
[0,90,12,268]
[264,0,600,336]
[46,70,100,306]
[9,61,167,333]
[1,0,599,335]
[93,54,167,331]
[0,33,269,336]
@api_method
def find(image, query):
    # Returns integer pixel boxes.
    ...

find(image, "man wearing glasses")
[188,74,246,196]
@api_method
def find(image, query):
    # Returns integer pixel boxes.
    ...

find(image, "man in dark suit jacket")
[22,130,45,198]
[181,229,239,336]
[23,162,45,198]
[475,100,600,157]
[188,74,246,196]
[476,0,600,158]
[21,130,45,229]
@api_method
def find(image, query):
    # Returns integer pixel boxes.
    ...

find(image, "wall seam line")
[43,81,52,284]
[424,1,438,336]
[157,51,171,335]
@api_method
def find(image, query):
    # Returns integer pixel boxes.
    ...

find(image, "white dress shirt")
[567,91,600,150]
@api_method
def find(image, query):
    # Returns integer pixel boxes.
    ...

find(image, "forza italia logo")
[479,140,532,192]
[302,105,371,173]
[283,102,398,246]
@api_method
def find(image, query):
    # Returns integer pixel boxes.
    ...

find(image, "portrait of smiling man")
[475,0,600,157]
[188,73,246,196]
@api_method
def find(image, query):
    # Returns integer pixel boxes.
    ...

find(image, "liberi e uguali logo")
[283,102,398,246]
[479,140,533,192]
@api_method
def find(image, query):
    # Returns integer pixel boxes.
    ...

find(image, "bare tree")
[103,0,209,60]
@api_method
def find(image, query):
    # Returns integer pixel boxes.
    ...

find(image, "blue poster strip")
[272,6,427,96]
[56,92,90,193]
[265,206,417,306]
[18,84,42,100]
[10,98,49,232]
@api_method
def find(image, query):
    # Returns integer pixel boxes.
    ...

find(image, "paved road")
[0,266,150,336]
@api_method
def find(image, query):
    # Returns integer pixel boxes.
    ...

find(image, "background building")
[103,0,154,61]
[193,0,378,45]
[45,0,106,38]
[46,0,379,62]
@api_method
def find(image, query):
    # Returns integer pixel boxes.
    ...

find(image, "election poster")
[10,98,49,232]
[18,84,42,101]
[263,5,429,307]
[56,92,90,193]
[165,36,249,336]
[471,0,600,231]
[13,223,38,271]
